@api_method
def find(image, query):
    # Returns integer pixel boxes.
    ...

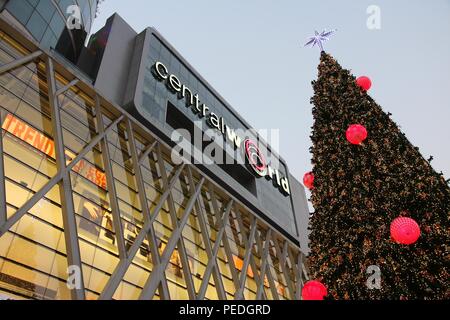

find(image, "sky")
[91,0,450,189]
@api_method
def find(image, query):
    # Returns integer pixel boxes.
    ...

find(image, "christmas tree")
[306,51,450,300]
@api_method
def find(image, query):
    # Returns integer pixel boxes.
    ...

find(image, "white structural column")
[46,57,85,300]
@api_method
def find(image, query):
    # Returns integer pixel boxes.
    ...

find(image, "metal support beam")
[197,199,233,300]
[99,163,185,300]
[289,248,302,300]
[152,143,196,299]
[282,241,297,299]
[139,175,205,300]
[273,238,296,300]
[138,141,157,165]
[0,113,6,225]
[124,119,170,299]
[233,207,266,300]
[285,244,302,299]
[266,263,281,299]
[94,95,127,259]
[234,217,257,300]
[302,254,310,281]
[186,167,227,299]
[0,50,42,75]
[255,229,272,300]
[46,56,85,300]
[209,184,241,294]
[55,78,79,97]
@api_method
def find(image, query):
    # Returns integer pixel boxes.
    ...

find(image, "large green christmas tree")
[307,51,450,300]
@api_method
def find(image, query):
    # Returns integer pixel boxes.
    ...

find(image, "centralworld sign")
[151,61,290,195]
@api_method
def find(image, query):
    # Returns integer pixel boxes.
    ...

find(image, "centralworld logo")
[243,139,290,195]
[244,139,267,177]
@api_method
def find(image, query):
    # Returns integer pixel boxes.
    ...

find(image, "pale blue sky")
[92,0,450,183]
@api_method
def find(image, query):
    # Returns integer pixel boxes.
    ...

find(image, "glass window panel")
[221,275,235,296]
[216,253,233,281]
[5,0,34,25]
[0,258,54,299]
[244,287,256,300]
[153,219,173,242]
[204,277,218,300]
[71,171,109,208]
[36,0,56,22]
[76,212,118,256]
[40,27,57,50]
[14,213,64,253]
[14,102,52,137]
[45,277,71,299]
[48,251,69,280]
[0,74,29,109]
[59,94,96,130]
[166,280,188,300]
[119,199,143,226]
[1,232,58,275]
[78,238,119,274]
[114,179,141,211]
[245,277,257,292]
[0,33,29,58]
[123,263,150,289]
[49,11,64,36]
[5,179,33,212]
[113,281,142,300]
[26,11,47,42]
[82,264,109,295]
[4,152,48,186]
[58,0,75,15]
[124,228,153,272]
[85,290,99,300]
[111,161,138,192]
[2,135,57,178]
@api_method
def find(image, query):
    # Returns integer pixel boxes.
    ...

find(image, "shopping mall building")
[0,0,310,300]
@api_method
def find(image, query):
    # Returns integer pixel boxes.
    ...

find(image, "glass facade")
[0,22,307,300]
[2,0,98,61]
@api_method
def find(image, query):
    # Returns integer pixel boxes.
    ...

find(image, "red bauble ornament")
[303,172,314,190]
[302,280,327,300]
[346,124,368,145]
[356,76,372,91]
[390,217,421,245]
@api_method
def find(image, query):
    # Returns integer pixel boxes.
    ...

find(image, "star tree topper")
[304,29,337,52]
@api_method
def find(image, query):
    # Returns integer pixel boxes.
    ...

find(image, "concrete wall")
[93,13,137,105]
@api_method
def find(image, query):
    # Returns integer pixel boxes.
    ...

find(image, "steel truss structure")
[0,20,309,300]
